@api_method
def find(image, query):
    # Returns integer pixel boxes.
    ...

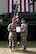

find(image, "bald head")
[12,18,18,24]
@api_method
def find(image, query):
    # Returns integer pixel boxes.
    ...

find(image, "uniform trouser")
[9,37,16,48]
[21,36,27,48]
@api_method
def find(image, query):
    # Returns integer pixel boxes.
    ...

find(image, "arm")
[21,24,28,33]
[21,24,25,33]
[7,23,16,32]
[7,24,11,32]
[24,24,28,32]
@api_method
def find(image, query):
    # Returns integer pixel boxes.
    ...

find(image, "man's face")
[21,19,25,23]
[12,17,19,24]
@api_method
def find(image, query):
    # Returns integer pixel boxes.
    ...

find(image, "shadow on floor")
[12,48,36,54]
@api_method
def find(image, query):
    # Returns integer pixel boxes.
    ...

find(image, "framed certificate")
[16,26,21,33]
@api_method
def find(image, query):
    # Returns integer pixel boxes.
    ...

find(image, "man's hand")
[20,30,26,33]
[13,29,16,32]
[10,29,16,32]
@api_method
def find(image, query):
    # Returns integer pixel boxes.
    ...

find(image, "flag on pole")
[12,0,19,23]
[8,0,34,12]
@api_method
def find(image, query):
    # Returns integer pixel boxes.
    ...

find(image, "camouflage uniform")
[7,23,17,49]
[20,23,28,49]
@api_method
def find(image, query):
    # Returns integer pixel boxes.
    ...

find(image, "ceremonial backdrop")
[8,0,34,13]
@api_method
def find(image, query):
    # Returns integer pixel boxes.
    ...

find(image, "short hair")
[21,18,25,20]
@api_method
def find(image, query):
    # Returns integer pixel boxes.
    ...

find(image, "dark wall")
[0,26,8,40]
[0,13,36,26]
[28,25,36,40]
[0,25,36,41]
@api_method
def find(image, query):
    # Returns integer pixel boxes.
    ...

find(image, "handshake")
[10,26,25,33]
[16,26,25,33]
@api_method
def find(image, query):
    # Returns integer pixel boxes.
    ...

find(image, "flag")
[8,0,34,13]
[12,0,19,23]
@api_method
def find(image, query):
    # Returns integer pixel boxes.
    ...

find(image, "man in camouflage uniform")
[20,18,28,51]
[7,18,18,51]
